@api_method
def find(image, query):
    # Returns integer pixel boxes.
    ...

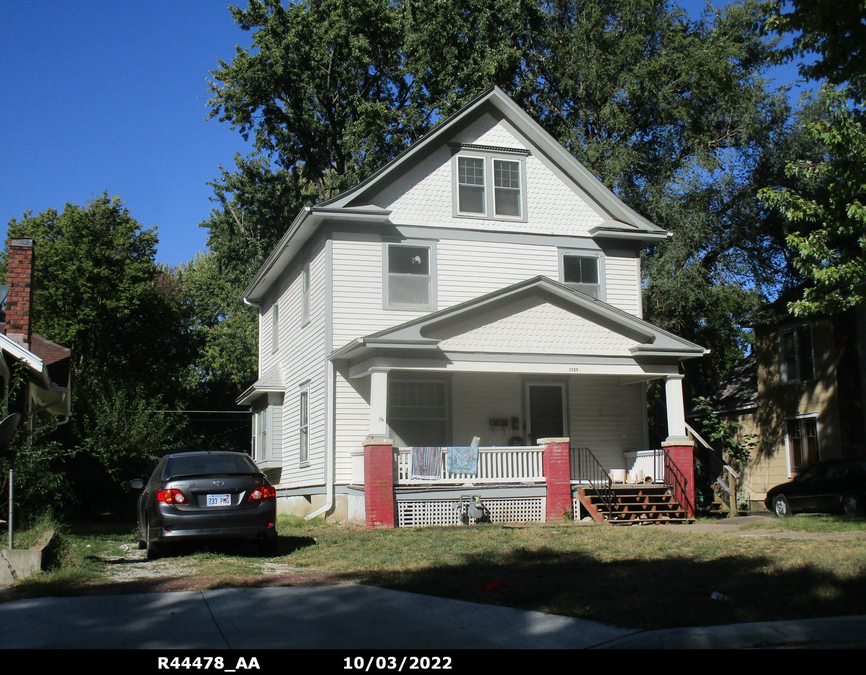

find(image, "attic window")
[559,250,604,300]
[453,149,526,221]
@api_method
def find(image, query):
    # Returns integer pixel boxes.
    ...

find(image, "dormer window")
[453,145,528,221]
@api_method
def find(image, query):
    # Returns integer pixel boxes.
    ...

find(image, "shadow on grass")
[354,547,866,630]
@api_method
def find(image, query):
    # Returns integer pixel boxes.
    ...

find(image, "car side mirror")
[130,479,144,490]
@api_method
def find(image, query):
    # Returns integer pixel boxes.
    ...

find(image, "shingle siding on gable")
[439,303,639,355]
[372,116,604,235]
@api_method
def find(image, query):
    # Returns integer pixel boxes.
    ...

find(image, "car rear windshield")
[165,454,259,479]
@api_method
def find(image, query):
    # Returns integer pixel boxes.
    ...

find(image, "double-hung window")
[299,384,310,465]
[780,323,814,384]
[301,263,310,326]
[271,303,279,352]
[787,416,819,474]
[384,242,436,310]
[454,146,527,220]
[559,250,604,300]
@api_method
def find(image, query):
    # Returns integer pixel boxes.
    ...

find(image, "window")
[780,323,814,383]
[271,303,279,352]
[384,242,435,310]
[494,159,521,216]
[457,157,485,214]
[787,416,819,474]
[301,263,310,326]
[299,385,310,465]
[388,379,448,447]
[453,147,527,220]
[254,407,271,462]
[559,250,603,300]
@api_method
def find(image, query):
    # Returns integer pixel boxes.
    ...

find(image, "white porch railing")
[395,446,545,485]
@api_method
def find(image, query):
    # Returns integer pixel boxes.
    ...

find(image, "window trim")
[785,413,820,476]
[271,302,279,353]
[299,382,310,467]
[254,405,272,463]
[382,241,437,311]
[558,248,606,301]
[387,375,451,448]
[452,147,528,222]
[779,322,814,384]
[301,262,310,327]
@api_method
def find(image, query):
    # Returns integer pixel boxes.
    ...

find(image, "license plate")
[207,493,231,507]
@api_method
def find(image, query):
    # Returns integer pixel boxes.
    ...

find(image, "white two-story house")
[237,87,705,525]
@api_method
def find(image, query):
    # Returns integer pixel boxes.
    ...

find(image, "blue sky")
[1,1,805,267]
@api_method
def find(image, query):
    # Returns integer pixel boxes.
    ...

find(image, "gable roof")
[243,87,669,303]
[330,276,706,363]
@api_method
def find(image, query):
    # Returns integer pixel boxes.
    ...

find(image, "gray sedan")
[132,451,278,559]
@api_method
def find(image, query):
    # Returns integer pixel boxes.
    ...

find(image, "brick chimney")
[5,238,35,350]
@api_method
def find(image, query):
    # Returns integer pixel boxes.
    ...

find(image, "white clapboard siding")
[450,372,524,447]
[264,236,330,488]
[334,370,371,485]
[568,376,646,473]
[604,253,642,318]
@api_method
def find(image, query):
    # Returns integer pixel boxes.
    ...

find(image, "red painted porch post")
[541,437,572,521]
[662,441,696,518]
[363,439,397,529]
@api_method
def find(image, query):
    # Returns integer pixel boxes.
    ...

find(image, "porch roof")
[330,277,706,377]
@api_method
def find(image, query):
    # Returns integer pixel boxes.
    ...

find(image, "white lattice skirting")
[397,497,545,528]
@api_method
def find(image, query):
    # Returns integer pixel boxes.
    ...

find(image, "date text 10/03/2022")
[344,657,453,671]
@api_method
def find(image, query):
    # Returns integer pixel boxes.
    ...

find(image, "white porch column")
[369,368,390,438]
[664,374,689,442]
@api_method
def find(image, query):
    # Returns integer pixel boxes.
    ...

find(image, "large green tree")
[202,0,800,398]
[3,195,188,516]
[762,0,866,316]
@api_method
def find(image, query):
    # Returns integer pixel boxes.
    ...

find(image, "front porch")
[351,441,695,528]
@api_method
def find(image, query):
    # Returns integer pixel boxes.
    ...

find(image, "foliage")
[2,195,192,519]
[759,91,866,315]
[693,396,759,464]
[770,0,866,102]
[202,0,801,398]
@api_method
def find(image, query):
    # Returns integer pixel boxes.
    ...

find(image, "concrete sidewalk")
[0,584,864,649]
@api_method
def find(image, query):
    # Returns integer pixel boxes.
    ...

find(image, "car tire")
[257,537,278,557]
[773,494,793,518]
[842,492,862,516]
[146,521,164,560]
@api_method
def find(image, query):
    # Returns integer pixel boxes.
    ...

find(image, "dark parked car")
[765,458,866,518]
[132,451,278,559]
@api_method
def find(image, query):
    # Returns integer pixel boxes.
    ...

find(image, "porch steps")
[576,484,693,525]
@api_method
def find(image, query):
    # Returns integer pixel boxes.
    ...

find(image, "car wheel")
[257,537,278,557]
[146,520,164,560]
[773,494,793,518]
[842,492,862,516]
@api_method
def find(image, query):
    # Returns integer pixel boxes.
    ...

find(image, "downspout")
[306,358,335,520]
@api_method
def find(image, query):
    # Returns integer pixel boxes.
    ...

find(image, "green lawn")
[5,515,866,630]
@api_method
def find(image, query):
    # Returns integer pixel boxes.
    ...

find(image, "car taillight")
[156,489,188,505]
[249,486,276,502]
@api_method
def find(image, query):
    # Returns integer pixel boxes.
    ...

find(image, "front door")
[526,383,566,444]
